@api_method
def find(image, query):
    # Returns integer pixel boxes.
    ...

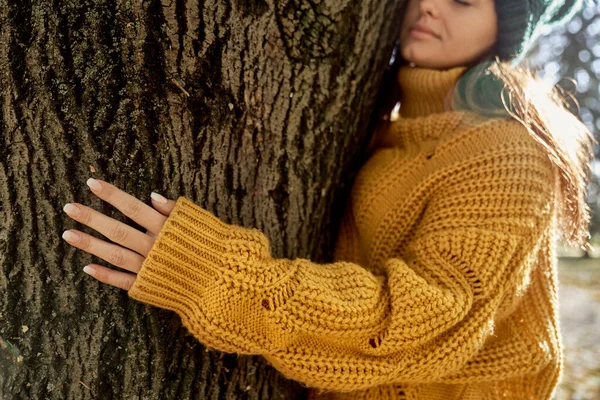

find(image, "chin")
[400,47,441,69]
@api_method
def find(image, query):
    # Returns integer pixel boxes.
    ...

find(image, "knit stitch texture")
[128,66,563,400]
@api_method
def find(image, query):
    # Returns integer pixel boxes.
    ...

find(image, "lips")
[410,24,439,39]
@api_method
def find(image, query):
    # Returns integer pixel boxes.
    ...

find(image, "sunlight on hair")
[488,61,597,250]
[521,74,582,166]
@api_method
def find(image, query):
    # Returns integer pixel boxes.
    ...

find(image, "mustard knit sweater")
[128,66,563,400]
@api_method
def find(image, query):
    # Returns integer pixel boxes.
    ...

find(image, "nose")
[418,0,439,18]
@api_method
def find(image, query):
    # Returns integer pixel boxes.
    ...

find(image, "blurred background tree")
[530,2,600,243]
[529,5,600,400]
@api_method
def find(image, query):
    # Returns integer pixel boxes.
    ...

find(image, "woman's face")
[399,0,498,69]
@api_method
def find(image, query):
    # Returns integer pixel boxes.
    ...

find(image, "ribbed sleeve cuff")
[127,196,233,308]
[127,196,282,354]
[128,195,273,305]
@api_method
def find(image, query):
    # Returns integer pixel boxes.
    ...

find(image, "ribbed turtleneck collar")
[397,65,467,118]
[371,65,484,150]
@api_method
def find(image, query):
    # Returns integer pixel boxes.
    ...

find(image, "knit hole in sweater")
[368,337,382,348]
[261,299,272,311]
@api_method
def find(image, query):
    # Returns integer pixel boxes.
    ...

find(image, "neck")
[397,65,468,118]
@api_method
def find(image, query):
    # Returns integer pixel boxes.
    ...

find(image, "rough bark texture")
[0,0,405,398]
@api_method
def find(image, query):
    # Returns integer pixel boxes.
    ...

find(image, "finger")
[86,178,168,236]
[83,263,137,292]
[150,192,176,217]
[62,229,145,273]
[63,203,155,256]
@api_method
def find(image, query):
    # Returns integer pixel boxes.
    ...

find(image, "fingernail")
[63,203,81,217]
[86,178,102,192]
[151,192,168,204]
[83,265,96,276]
[62,230,80,243]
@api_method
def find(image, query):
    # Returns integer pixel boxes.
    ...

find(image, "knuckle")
[109,224,128,242]
[118,277,132,291]
[124,200,143,218]
[109,248,124,266]
[81,209,93,225]
[78,235,92,251]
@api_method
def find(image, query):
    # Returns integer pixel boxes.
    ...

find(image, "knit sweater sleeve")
[127,143,557,392]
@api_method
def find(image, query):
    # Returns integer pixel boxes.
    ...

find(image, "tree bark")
[0,0,405,398]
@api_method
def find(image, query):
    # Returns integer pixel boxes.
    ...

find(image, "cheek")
[481,22,498,50]
[444,22,496,61]
[457,17,497,51]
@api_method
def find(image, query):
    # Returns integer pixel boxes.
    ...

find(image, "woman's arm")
[126,143,557,392]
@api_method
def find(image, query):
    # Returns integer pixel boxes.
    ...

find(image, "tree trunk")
[0,0,405,398]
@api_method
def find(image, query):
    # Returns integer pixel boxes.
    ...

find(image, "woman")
[60,0,596,399]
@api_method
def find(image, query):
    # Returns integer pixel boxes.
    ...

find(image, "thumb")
[150,192,176,217]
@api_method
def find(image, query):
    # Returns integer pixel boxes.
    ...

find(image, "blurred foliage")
[529,2,600,238]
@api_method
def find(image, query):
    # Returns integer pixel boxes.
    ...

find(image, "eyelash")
[454,0,471,5]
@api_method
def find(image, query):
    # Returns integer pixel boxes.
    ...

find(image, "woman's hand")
[61,178,176,291]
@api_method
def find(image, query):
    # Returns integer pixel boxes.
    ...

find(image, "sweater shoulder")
[441,114,552,160]
[484,116,535,143]
[434,114,558,186]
